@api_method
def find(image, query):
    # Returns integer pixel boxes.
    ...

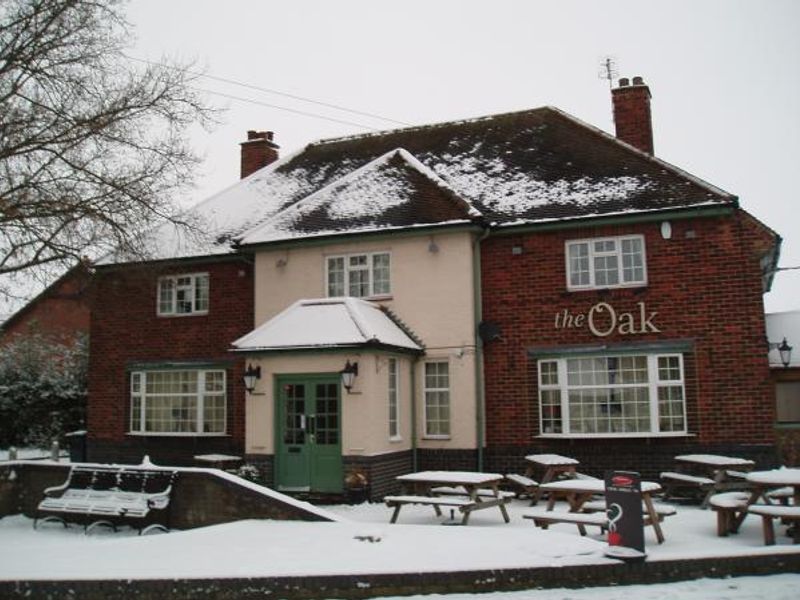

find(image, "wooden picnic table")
[661,453,754,507]
[527,478,668,543]
[524,454,579,505]
[741,468,800,544]
[386,471,511,525]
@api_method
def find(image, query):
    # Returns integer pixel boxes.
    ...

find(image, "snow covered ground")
[1,493,798,593]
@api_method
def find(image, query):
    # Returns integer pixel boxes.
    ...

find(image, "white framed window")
[130,370,226,435]
[538,353,685,437]
[566,235,646,290]
[157,273,209,316]
[388,358,400,440]
[326,252,391,298]
[424,361,450,438]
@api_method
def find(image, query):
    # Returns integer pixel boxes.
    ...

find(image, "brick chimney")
[240,130,280,178]
[611,76,654,155]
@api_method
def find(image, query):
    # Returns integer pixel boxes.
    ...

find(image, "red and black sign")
[604,470,645,553]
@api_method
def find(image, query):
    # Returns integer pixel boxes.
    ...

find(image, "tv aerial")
[598,56,618,89]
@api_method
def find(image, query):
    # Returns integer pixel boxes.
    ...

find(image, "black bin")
[65,430,87,463]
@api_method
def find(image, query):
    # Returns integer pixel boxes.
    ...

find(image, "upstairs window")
[158,273,209,316]
[326,252,391,298]
[566,235,646,290]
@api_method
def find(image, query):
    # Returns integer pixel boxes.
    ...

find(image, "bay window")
[538,353,685,436]
[130,370,226,434]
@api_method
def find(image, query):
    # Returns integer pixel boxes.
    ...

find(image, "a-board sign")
[604,470,645,553]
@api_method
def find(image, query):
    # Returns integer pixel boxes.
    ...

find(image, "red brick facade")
[0,266,91,346]
[87,258,254,465]
[480,210,778,475]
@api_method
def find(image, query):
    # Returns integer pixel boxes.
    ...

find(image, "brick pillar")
[240,130,279,178]
[611,76,654,155]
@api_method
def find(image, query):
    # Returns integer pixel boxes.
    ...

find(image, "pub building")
[87,77,782,499]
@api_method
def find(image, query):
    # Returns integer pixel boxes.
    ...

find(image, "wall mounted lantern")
[340,360,359,392]
[768,338,793,368]
[243,364,261,393]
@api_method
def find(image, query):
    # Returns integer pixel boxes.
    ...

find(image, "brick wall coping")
[0,553,797,599]
[1,460,340,523]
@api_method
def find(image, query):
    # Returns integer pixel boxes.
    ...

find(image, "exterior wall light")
[243,364,261,393]
[340,360,359,392]
[769,338,793,368]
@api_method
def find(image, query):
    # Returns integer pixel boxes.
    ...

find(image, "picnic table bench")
[35,465,178,534]
[660,454,754,507]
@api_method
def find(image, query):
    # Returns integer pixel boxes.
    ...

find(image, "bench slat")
[522,509,608,526]
[660,471,715,485]
[384,495,475,507]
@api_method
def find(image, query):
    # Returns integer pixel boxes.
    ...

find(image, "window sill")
[775,422,800,430]
[389,436,403,443]
[127,432,229,437]
[537,432,695,439]
[422,435,452,441]
[565,284,648,293]
[156,311,209,318]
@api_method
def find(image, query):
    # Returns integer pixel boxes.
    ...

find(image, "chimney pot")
[240,130,280,178]
[611,76,654,155]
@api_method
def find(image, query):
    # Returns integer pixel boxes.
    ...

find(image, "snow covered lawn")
[1,496,798,582]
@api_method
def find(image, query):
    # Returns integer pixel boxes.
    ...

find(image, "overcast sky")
[126,0,798,313]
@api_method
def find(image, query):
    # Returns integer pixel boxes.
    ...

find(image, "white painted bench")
[35,465,177,534]
[522,508,608,536]
[747,504,800,545]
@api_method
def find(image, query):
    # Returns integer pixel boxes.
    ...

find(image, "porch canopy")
[232,297,423,353]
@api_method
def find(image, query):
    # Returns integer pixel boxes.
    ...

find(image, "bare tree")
[0,0,214,289]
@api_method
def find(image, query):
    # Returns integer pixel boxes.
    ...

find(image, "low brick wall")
[0,553,798,599]
[0,461,333,528]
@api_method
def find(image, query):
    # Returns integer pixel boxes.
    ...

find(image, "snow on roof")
[766,310,800,368]
[99,106,740,266]
[232,297,422,352]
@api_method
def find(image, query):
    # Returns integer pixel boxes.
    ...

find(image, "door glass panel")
[315,383,339,445]
[283,384,305,444]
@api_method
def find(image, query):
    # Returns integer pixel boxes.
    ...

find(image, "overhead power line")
[127,55,412,127]
[195,87,381,130]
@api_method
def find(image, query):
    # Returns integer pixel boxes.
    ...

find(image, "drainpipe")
[411,356,419,472]
[472,223,491,471]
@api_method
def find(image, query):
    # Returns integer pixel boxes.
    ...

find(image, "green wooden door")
[276,375,343,493]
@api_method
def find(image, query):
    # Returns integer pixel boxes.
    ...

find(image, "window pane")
[158,278,174,314]
[372,253,391,295]
[658,356,681,381]
[594,254,619,286]
[540,361,559,386]
[327,257,345,296]
[621,237,644,283]
[388,358,399,438]
[348,267,370,297]
[568,243,590,287]
[194,274,209,311]
[776,382,800,423]
[425,362,450,436]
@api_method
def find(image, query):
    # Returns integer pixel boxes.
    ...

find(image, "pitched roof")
[102,105,738,264]
[231,297,423,353]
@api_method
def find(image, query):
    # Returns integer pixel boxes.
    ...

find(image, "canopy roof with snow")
[231,297,423,353]
[101,106,740,264]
